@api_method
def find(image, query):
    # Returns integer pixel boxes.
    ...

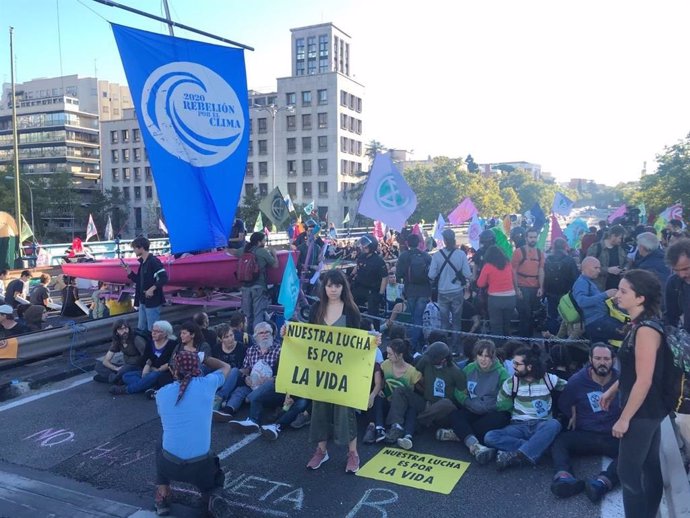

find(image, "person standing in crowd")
[484,344,566,471]
[396,234,432,353]
[550,343,621,502]
[93,320,146,384]
[428,229,471,355]
[153,349,230,516]
[227,217,247,250]
[436,339,511,464]
[664,238,690,332]
[601,269,668,518]
[304,268,363,473]
[633,232,670,299]
[543,238,578,335]
[476,245,516,339]
[5,270,31,309]
[351,235,388,324]
[580,226,599,260]
[122,236,169,332]
[29,273,52,309]
[512,228,545,338]
[587,225,628,292]
[240,232,278,332]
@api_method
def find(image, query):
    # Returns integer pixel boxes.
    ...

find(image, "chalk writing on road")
[23,428,75,447]
[81,441,154,467]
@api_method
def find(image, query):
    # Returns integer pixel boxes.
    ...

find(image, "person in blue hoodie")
[550,343,621,502]
[632,233,670,301]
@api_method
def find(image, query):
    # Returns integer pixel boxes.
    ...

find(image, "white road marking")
[218,432,260,460]
[0,374,93,413]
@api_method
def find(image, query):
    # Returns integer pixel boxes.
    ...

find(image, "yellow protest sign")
[356,447,470,494]
[0,337,18,359]
[275,322,376,410]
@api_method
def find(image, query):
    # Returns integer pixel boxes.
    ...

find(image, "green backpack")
[558,292,583,324]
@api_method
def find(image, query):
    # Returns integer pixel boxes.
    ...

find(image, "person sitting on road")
[94,320,146,384]
[170,321,213,373]
[23,304,50,332]
[384,341,466,450]
[5,270,31,309]
[153,350,230,516]
[211,323,247,421]
[110,320,177,396]
[0,269,7,304]
[484,344,566,471]
[0,304,30,337]
[60,276,84,318]
[572,257,625,344]
[436,339,512,464]
[550,343,621,502]
[222,321,281,424]
[29,273,53,310]
[193,312,218,349]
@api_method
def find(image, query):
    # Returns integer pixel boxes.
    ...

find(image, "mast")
[162,0,174,37]
[9,27,22,247]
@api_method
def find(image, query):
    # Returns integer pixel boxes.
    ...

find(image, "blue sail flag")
[278,253,300,320]
[111,24,249,253]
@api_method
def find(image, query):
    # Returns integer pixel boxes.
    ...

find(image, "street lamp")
[252,103,295,190]
[5,175,34,235]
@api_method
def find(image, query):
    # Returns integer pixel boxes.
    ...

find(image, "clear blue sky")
[2,0,690,185]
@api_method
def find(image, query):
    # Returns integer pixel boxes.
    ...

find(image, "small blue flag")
[530,202,546,230]
[278,253,300,320]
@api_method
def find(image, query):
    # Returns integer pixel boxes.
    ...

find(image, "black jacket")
[665,275,690,332]
[128,254,168,308]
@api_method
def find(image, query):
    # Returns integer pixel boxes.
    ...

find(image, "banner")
[550,214,564,243]
[342,211,350,225]
[284,195,295,213]
[608,204,627,223]
[468,213,482,250]
[259,187,289,227]
[275,322,377,410]
[358,152,417,231]
[552,192,574,216]
[304,201,315,215]
[277,253,299,320]
[447,197,477,225]
[253,212,263,233]
[112,24,249,254]
[104,216,114,241]
[19,215,33,242]
[563,218,588,249]
[530,202,546,230]
[661,203,683,222]
[537,217,550,250]
[85,214,98,242]
[491,226,513,259]
[0,336,18,359]
[158,218,169,235]
[356,447,470,494]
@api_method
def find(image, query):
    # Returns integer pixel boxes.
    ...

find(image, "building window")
[248,140,253,156]
[111,149,119,162]
[357,97,362,112]
[133,128,140,142]
[319,58,328,74]
[307,36,316,58]
[259,162,268,177]
[287,182,297,197]
[134,167,141,180]
[341,114,347,129]
[245,183,255,197]
[286,92,296,105]
[319,34,328,57]
[133,148,141,161]
[286,114,296,131]
[302,182,312,196]
[308,60,316,75]
[318,89,328,105]
[287,138,296,154]
[318,159,328,175]
[123,167,131,180]
[146,186,153,199]
[259,183,268,197]
[258,118,267,134]
[287,160,297,176]
[296,61,305,76]
[318,181,328,197]
[302,114,312,130]
[121,129,129,143]
[246,162,254,177]
[318,136,328,152]
[317,112,327,129]
[302,159,312,176]
[341,160,348,175]
[134,186,141,200]
[302,137,312,153]
[296,38,305,60]
[134,207,142,229]
[110,130,118,144]
[122,148,130,162]
[249,119,253,135]
[258,140,268,155]
[301,91,312,106]
[111,168,119,181]
[341,137,347,152]
[356,141,362,156]
[123,186,130,200]
[145,166,152,180]
[340,90,347,106]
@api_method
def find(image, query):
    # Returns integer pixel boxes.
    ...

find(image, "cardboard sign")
[0,336,19,359]
[356,447,470,494]
[275,322,376,410]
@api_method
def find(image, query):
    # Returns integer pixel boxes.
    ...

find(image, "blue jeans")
[241,284,269,332]
[438,291,463,352]
[226,385,252,413]
[137,304,161,332]
[276,398,310,427]
[551,429,619,486]
[545,295,562,335]
[586,316,626,343]
[216,368,241,401]
[517,287,539,338]
[247,380,278,423]
[406,296,428,352]
[122,370,162,394]
[484,418,562,463]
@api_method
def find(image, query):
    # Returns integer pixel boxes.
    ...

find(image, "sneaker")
[109,385,128,396]
[584,478,609,503]
[228,418,260,434]
[397,435,413,450]
[496,450,527,471]
[362,424,377,444]
[212,409,234,423]
[306,448,329,470]
[290,412,311,429]
[345,451,360,473]
[92,374,108,383]
[145,388,157,400]
[436,428,460,442]
[551,474,585,498]
[469,443,496,465]
[154,491,171,516]
[261,424,280,441]
[384,424,404,444]
[375,427,386,443]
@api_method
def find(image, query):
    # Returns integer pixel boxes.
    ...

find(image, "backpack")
[544,255,569,295]
[434,249,467,287]
[237,249,260,283]
[634,320,690,414]
[510,373,555,398]
[558,291,584,324]
[408,251,430,285]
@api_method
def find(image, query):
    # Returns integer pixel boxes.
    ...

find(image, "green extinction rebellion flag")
[259,187,289,227]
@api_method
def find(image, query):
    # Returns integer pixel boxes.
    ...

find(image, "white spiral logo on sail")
[141,62,245,167]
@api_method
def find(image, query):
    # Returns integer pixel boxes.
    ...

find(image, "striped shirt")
[496,373,567,421]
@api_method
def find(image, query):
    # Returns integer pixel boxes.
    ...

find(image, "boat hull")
[61,250,295,289]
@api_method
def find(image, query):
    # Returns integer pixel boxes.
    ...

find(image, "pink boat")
[61,250,295,289]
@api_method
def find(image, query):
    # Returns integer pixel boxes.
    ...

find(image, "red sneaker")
[306,448,329,470]
[345,451,360,474]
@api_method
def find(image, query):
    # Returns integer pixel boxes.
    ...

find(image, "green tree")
[238,185,261,229]
[365,140,386,164]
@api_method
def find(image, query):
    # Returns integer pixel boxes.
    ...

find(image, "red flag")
[551,214,564,244]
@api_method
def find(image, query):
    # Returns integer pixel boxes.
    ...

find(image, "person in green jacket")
[436,339,512,464]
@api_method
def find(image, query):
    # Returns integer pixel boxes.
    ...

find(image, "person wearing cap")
[428,229,471,355]
[351,235,388,324]
[153,349,231,516]
[0,305,30,337]
[384,341,466,450]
